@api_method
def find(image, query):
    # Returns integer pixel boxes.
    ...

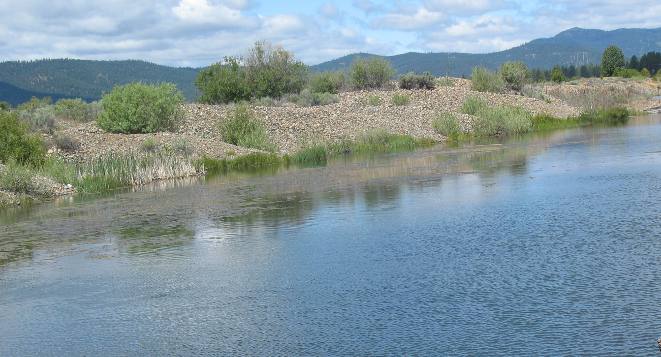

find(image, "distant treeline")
[626,51,661,74]
[530,64,602,82]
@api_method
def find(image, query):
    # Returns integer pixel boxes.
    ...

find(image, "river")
[1,115,661,355]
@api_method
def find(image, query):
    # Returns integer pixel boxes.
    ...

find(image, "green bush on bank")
[287,89,339,107]
[0,101,10,111]
[196,42,307,104]
[350,58,395,90]
[500,61,529,91]
[220,104,274,151]
[399,72,436,90]
[471,67,505,93]
[309,71,345,94]
[0,111,46,167]
[54,98,101,122]
[98,82,183,134]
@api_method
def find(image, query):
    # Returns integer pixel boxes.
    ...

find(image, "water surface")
[2,116,661,355]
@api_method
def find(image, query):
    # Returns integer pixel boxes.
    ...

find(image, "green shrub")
[399,72,436,90]
[601,45,625,77]
[551,66,566,83]
[196,57,251,104]
[98,82,184,134]
[461,96,488,115]
[0,101,10,111]
[641,68,651,77]
[350,58,395,90]
[433,112,461,137]
[245,41,308,99]
[471,67,505,93]
[18,106,57,134]
[54,98,99,122]
[0,111,46,167]
[16,97,51,112]
[500,61,529,91]
[288,89,339,106]
[53,134,81,153]
[310,71,345,94]
[0,161,36,195]
[391,93,410,106]
[366,95,382,106]
[614,68,643,78]
[220,104,274,151]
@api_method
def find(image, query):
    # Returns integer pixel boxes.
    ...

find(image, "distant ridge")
[312,27,661,76]
[1,27,660,104]
[0,59,200,104]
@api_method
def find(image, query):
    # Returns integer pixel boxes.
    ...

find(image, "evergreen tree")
[601,46,625,77]
[628,55,639,70]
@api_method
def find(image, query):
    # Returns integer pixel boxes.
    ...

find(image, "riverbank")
[0,76,644,207]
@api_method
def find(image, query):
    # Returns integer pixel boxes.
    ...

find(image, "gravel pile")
[182,79,578,153]
[49,78,579,159]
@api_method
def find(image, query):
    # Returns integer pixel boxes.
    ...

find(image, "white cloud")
[371,7,444,31]
[172,0,250,27]
[424,0,505,14]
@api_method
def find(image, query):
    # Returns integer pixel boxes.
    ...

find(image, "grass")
[292,130,435,166]
[461,96,489,115]
[433,112,462,138]
[220,104,275,152]
[198,152,282,174]
[471,67,505,93]
[391,94,410,106]
[366,95,382,106]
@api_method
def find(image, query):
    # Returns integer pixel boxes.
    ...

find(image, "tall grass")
[198,153,282,174]
[461,96,532,136]
[220,104,275,151]
[471,67,505,93]
[433,112,462,138]
[292,130,435,166]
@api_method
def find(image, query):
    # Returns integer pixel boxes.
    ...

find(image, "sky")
[0,0,660,67]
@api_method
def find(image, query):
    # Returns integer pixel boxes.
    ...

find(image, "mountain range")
[1,27,660,105]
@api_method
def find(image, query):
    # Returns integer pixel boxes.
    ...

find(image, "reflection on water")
[1,115,661,355]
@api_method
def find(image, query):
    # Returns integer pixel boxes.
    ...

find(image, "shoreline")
[2,76,655,208]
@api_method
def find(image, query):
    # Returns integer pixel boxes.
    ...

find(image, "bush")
[53,135,81,153]
[220,104,274,151]
[310,71,345,94]
[0,161,36,195]
[433,112,461,137]
[471,67,505,93]
[614,68,643,78]
[391,93,410,106]
[0,101,10,111]
[245,41,308,99]
[500,61,529,91]
[601,45,625,77]
[641,68,651,77]
[196,57,251,104]
[288,89,339,107]
[0,111,46,167]
[350,58,395,90]
[16,97,51,112]
[551,66,565,83]
[398,72,435,90]
[98,82,184,134]
[461,96,488,115]
[18,106,57,134]
[54,98,99,122]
